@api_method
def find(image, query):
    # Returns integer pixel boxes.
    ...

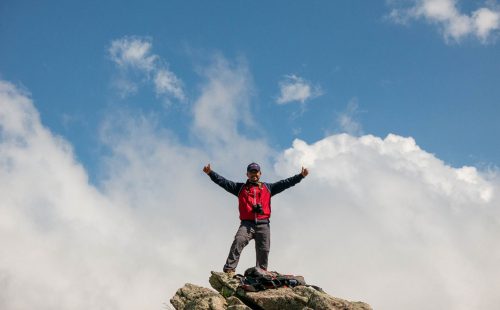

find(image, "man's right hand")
[203,163,212,175]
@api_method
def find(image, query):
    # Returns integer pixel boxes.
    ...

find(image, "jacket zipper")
[253,186,257,224]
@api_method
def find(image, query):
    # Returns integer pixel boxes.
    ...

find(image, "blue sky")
[2,0,500,180]
[1,1,500,310]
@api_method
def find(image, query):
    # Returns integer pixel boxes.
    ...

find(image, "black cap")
[247,162,261,172]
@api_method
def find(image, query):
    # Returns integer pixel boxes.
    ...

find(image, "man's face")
[246,170,261,183]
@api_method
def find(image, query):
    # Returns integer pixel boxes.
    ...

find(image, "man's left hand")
[301,166,309,177]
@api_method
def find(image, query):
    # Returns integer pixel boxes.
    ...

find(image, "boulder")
[170,283,227,310]
[170,271,372,310]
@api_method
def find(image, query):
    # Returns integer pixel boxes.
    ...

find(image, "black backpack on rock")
[236,267,309,292]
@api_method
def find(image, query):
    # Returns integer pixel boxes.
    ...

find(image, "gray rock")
[294,286,372,310]
[226,296,252,310]
[209,271,241,297]
[170,283,227,310]
[242,287,309,309]
[170,272,372,310]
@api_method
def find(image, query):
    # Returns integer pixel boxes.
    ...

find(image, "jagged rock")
[171,272,372,310]
[226,296,252,310]
[209,271,241,297]
[237,285,371,310]
[241,286,309,309]
[170,283,227,310]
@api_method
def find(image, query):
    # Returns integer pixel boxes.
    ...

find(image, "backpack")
[237,267,307,292]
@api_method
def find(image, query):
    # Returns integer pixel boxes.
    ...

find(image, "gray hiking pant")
[223,220,270,271]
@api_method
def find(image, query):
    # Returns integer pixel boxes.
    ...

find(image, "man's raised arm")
[267,166,309,196]
[203,163,241,196]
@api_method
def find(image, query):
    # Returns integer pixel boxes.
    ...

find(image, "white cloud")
[2,57,500,310]
[109,37,157,72]
[276,74,322,104]
[388,0,500,43]
[154,69,185,101]
[191,56,273,168]
[192,56,251,144]
[108,36,185,101]
[337,98,363,136]
[473,7,500,40]
[0,80,197,310]
[274,134,499,309]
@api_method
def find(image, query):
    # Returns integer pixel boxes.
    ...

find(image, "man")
[203,162,308,273]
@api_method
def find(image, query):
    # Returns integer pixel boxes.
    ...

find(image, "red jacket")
[237,182,272,221]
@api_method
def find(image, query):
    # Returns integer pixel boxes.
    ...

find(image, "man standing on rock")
[203,162,308,274]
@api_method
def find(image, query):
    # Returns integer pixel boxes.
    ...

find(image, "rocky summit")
[170,271,372,310]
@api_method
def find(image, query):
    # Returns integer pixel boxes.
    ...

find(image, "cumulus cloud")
[0,56,272,310]
[473,7,500,40]
[388,0,500,43]
[274,134,499,309]
[2,54,500,310]
[0,80,196,310]
[276,74,322,104]
[108,36,185,101]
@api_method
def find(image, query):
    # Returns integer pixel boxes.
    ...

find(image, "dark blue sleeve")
[208,171,242,196]
[267,174,304,196]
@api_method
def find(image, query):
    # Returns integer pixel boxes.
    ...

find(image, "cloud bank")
[0,80,194,310]
[388,0,500,43]
[1,53,500,310]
